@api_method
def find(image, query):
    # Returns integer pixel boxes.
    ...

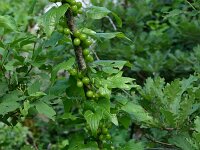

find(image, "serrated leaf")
[96,32,131,41]
[92,60,128,74]
[0,93,21,115]
[102,72,134,90]
[51,57,75,83]
[121,102,154,124]
[86,6,122,27]
[0,15,17,34]
[120,140,144,150]
[34,101,56,121]
[194,117,200,133]
[41,4,69,36]
[27,80,41,95]
[84,110,102,135]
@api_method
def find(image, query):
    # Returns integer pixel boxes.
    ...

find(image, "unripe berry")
[82,77,90,85]
[77,80,83,87]
[86,90,93,97]
[74,38,81,46]
[83,49,90,56]
[80,34,87,41]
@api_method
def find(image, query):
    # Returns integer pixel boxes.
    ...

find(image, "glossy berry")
[69,69,77,76]
[106,134,111,140]
[77,81,83,87]
[86,90,93,97]
[83,49,90,56]
[64,28,70,35]
[76,2,82,8]
[80,34,87,41]
[99,134,104,141]
[102,128,108,134]
[77,9,83,14]
[82,77,90,85]
[73,30,81,37]
[71,5,78,12]
[74,38,81,46]
[84,39,92,47]
[86,55,94,62]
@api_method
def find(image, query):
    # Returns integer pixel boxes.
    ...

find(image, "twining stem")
[64,8,87,71]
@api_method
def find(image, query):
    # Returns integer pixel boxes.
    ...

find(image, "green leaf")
[169,135,194,150]
[84,110,102,135]
[163,9,184,20]
[96,32,131,41]
[41,4,69,36]
[34,101,56,121]
[102,72,135,90]
[86,6,122,27]
[120,140,144,150]
[0,15,17,34]
[194,117,200,133]
[121,102,154,124]
[0,93,21,115]
[51,57,75,83]
[0,81,8,97]
[92,60,128,74]
[86,6,111,20]
[27,80,41,95]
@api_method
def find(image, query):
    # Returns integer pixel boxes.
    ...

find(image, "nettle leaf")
[0,93,22,115]
[86,6,122,27]
[163,9,184,20]
[120,140,144,150]
[51,57,75,83]
[27,80,41,95]
[194,117,200,133]
[96,32,131,41]
[0,15,17,34]
[0,81,8,97]
[34,101,56,121]
[41,4,69,36]
[102,72,134,90]
[84,110,102,135]
[92,60,128,74]
[121,102,154,125]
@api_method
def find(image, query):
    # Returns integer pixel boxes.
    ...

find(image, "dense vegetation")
[0,0,200,149]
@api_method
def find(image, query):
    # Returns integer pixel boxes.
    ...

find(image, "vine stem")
[64,7,87,71]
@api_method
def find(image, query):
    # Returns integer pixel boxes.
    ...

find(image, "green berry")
[86,55,94,62]
[64,28,70,35]
[82,77,90,85]
[80,34,87,41]
[77,9,83,14]
[84,39,92,47]
[86,90,93,97]
[102,128,108,134]
[71,5,78,12]
[69,69,77,76]
[74,38,81,46]
[99,134,104,141]
[106,134,111,140]
[76,2,82,8]
[83,49,90,56]
[73,30,81,37]
[77,80,83,87]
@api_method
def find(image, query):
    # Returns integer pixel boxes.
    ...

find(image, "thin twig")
[105,16,117,31]
[186,0,196,10]
[145,135,175,147]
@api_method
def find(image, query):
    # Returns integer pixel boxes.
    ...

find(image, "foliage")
[0,0,200,150]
